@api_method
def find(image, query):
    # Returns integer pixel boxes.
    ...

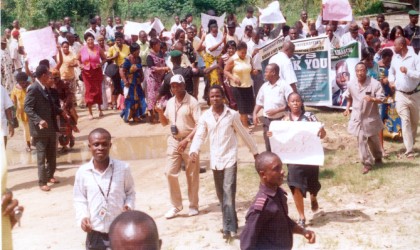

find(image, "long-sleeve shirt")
[388,50,420,92]
[73,158,135,233]
[189,105,258,170]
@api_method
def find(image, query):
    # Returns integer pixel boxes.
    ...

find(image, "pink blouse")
[80,45,101,70]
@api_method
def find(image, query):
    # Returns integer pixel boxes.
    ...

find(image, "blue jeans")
[212,164,238,233]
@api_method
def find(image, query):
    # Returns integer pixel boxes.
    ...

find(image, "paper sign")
[322,0,353,21]
[151,18,165,34]
[201,13,226,32]
[124,21,151,36]
[269,121,324,166]
[21,27,57,70]
[258,1,286,24]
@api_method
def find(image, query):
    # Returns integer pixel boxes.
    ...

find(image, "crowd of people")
[1,3,420,250]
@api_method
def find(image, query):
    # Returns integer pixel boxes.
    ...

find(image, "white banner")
[21,27,57,70]
[258,1,286,24]
[322,0,353,21]
[124,21,151,36]
[269,121,324,166]
[201,12,226,32]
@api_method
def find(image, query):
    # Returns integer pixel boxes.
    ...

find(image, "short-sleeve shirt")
[256,79,293,119]
[60,51,77,80]
[204,32,224,57]
[108,44,130,66]
[1,85,14,136]
[164,93,200,138]
[268,52,298,86]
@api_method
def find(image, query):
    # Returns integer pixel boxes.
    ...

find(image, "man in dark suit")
[24,65,63,191]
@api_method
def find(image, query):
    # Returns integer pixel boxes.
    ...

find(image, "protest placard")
[124,21,151,36]
[201,13,226,32]
[322,0,353,21]
[269,121,324,166]
[21,27,57,70]
[258,1,286,24]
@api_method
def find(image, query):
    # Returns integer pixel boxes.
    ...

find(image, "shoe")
[48,178,60,184]
[199,168,206,174]
[375,158,383,164]
[311,199,319,212]
[297,218,305,228]
[40,185,51,192]
[222,231,231,240]
[406,153,415,160]
[164,207,182,219]
[188,208,199,216]
[362,165,371,174]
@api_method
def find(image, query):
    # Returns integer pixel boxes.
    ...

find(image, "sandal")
[362,165,371,174]
[311,199,319,212]
[406,153,415,160]
[99,112,104,118]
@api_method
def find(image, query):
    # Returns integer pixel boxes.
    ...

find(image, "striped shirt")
[73,158,135,233]
[190,105,258,170]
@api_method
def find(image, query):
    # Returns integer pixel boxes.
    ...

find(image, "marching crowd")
[1,3,420,250]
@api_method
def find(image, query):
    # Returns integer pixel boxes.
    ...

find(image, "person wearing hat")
[340,22,368,50]
[159,48,212,103]
[226,21,239,45]
[9,29,23,73]
[404,10,420,54]
[58,26,68,46]
[155,74,201,219]
[1,37,15,93]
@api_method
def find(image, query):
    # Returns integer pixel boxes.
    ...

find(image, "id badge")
[97,203,108,221]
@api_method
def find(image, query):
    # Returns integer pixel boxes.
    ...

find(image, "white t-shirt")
[242,16,258,29]
[204,32,224,57]
[268,51,298,85]
[0,85,14,137]
[256,79,293,119]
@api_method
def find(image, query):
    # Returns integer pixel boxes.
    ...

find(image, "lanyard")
[92,166,114,201]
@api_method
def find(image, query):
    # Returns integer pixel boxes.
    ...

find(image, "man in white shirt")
[388,37,420,159]
[242,6,258,29]
[58,26,68,45]
[340,23,367,50]
[1,85,14,146]
[9,30,22,73]
[85,18,100,42]
[253,63,293,152]
[268,41,298,92]
[171,16,181,36]
[189,85,258,241]
[105,17,115,41]
[73,128,135,250]
[62,16,75,34]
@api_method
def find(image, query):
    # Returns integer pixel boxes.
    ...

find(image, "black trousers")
[86,230,109,250]
[262,117,282,152]
[34,135,56,186]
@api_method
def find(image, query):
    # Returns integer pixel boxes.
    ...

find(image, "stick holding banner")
[269,121,325,166]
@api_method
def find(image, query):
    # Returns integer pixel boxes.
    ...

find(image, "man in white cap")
[155,74,201,219]
[58,26,68,45]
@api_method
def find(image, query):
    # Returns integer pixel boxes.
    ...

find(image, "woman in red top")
[78,33,107,120]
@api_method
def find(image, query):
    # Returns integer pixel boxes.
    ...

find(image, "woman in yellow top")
[10,72,31,152]
[60,41,79,101]
[224,41,258,127]
[107,32,130,109]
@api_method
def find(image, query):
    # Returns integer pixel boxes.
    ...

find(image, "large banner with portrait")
[330,42,361,108]
[259,36,331,106]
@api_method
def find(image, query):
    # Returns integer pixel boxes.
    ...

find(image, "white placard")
[124,21,151,36]
[269,121,324,166]
[201,13,226,32]
[21,27,57,70]
[258,1,286,24]
[322,0,353,22]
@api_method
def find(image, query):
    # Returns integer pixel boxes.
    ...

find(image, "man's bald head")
[395,36,407,47]
[109,211,161,250]
[88,128,111,142]
[281,41,295,58]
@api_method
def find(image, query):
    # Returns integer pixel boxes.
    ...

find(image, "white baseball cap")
[170,74,185,84]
